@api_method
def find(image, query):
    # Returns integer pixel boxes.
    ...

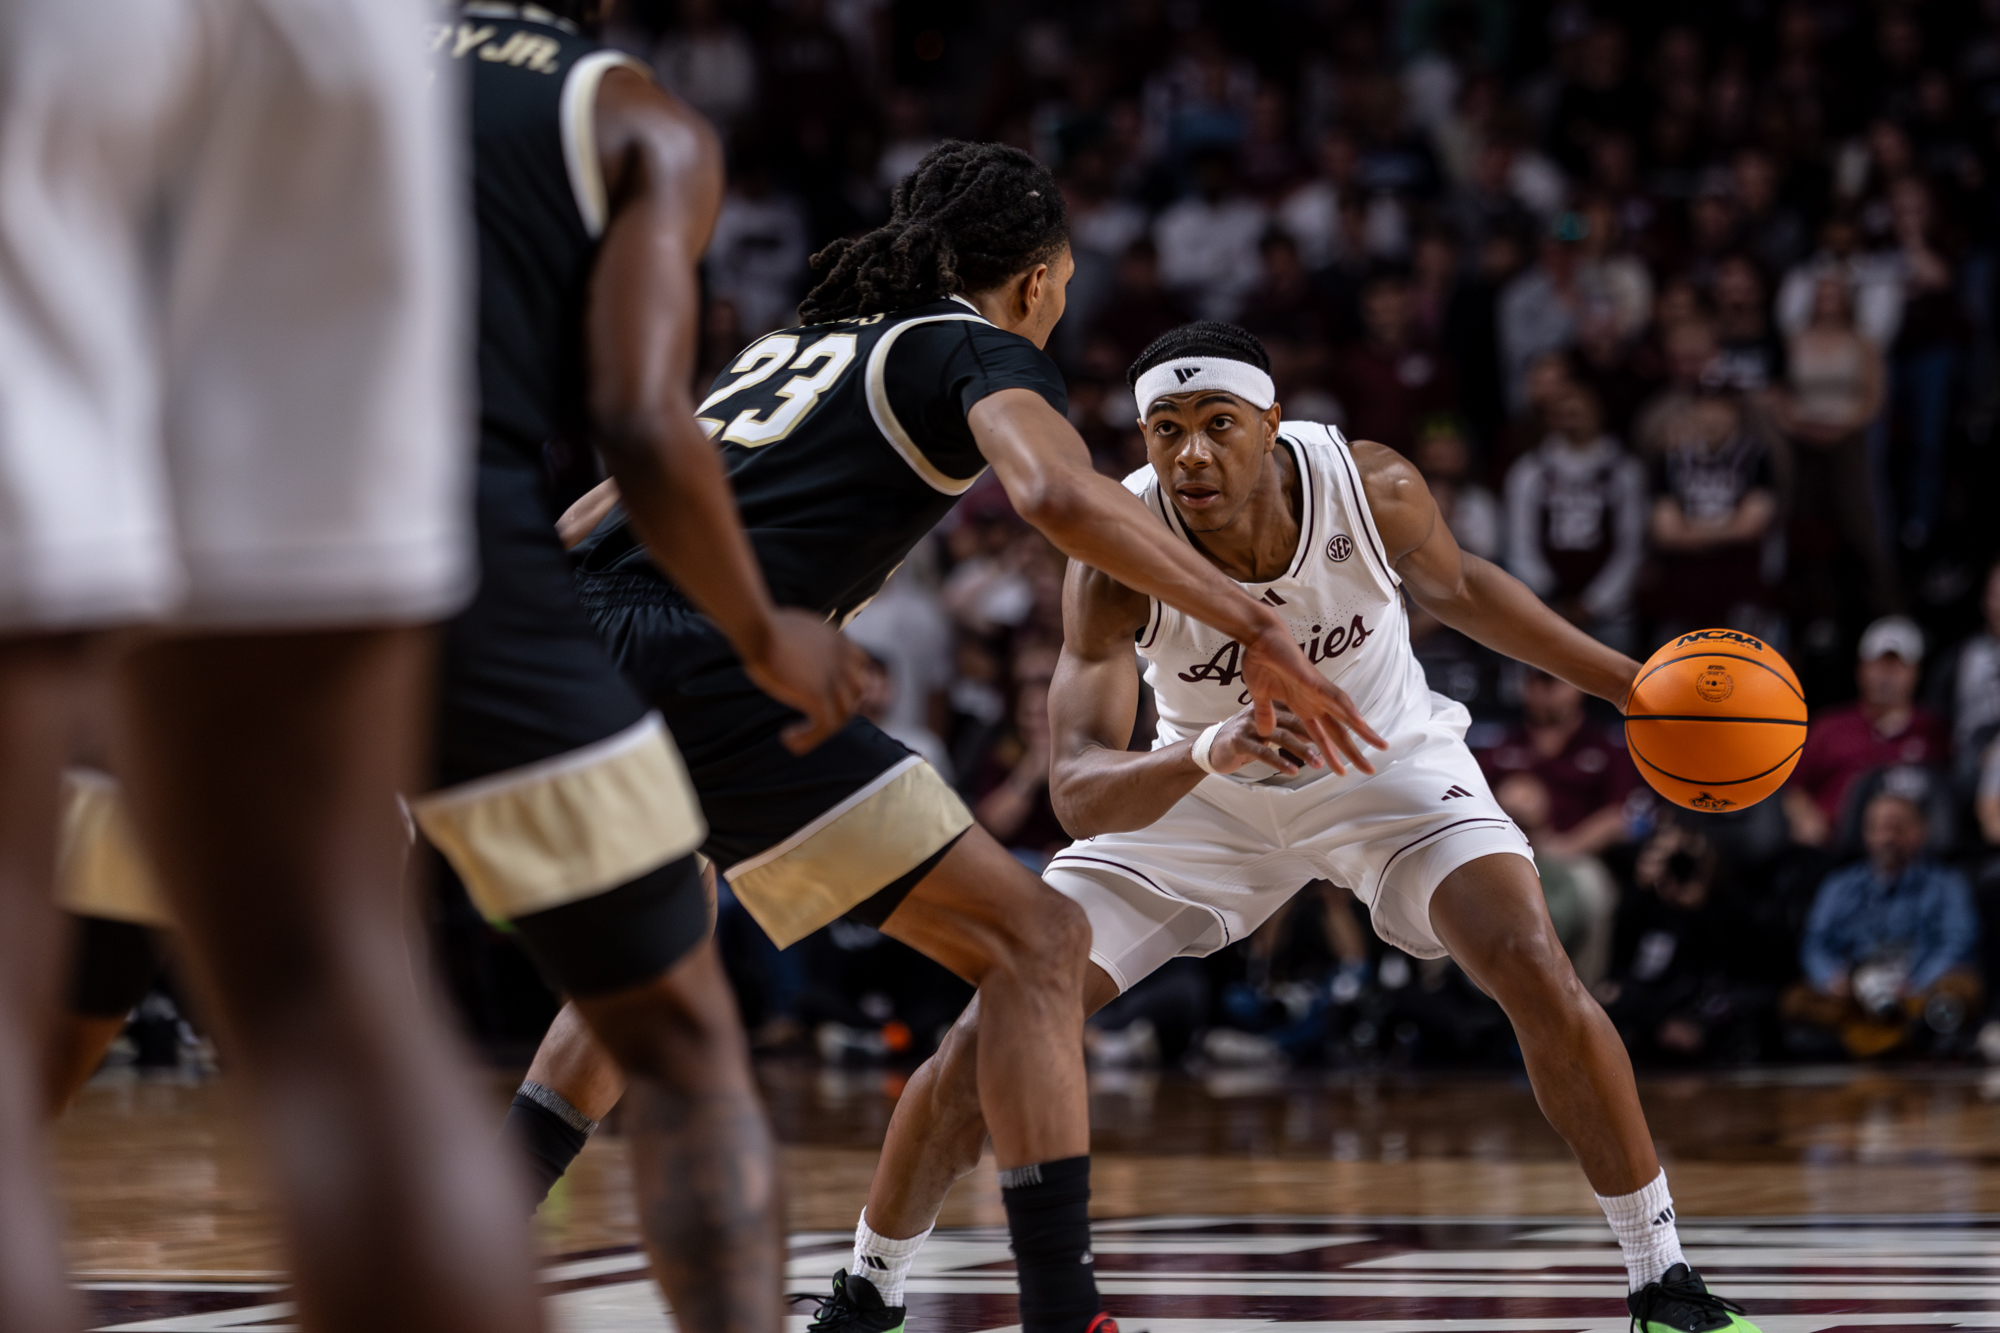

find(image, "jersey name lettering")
[432,21,562,71]
[1176,613,1373,696]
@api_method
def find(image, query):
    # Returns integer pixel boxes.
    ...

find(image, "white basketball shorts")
[0,0,470,632]
[1045,694,1533,991]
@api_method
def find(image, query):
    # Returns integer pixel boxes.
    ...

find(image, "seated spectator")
[1731,146,1807,277]
[1937,560,2000,798]
[968,648,1067,871]
[651,0,758,133]
[855,650,952,782]
[1781,787,1981,1057]
[1630,317,1723,460]
[1709,255,1786,393]
[1574,196,1654,347]
[1596,821,1791,1063]
[1775,211,1903,350]
[1503,382,1647,651]
[1770,273,1897,619]
[1499,216,1587,410]
[1883,177,1967,552]
[1783,616,1946,847]
[1276,125,1362,271]
[1478,667,1648,859]
[1090,238,1195,369]
[1153,148,1268,320]
[1237,230,1334,398]
[1494,772,1617,985]
[703,154,810,336]
[1325,267,1455,453]
[1642,386,1780,641]
[1412,418,1501,561]
[846,547,954,771]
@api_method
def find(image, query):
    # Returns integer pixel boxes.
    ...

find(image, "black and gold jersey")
[574,298,1067,624]
[437,2,645,466]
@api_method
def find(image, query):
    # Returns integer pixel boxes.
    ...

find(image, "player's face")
[1143,392,1281,532]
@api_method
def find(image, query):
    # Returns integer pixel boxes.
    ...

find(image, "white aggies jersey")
[1124,421,1437,787]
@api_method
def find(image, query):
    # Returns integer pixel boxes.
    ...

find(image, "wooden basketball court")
[60,1063,2000,1330]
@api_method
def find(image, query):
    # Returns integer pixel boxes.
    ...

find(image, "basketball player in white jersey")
[810,324,1760,1333]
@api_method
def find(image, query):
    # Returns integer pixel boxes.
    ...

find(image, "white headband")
[1133,356,1276,419]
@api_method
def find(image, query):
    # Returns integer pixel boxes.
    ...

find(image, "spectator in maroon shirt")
[1478,668,1647,857]
[1784,616,1949,847]
[1326,266,1457,454]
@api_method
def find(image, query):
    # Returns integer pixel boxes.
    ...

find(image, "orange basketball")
[1624,628,1808,813]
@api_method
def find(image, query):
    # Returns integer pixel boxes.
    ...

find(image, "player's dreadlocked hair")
[1126,322,1272,389]
[798,141,1068,324]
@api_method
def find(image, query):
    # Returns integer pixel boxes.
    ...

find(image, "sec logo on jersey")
[1326,534,1353,562]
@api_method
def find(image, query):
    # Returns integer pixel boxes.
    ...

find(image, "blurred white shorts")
[0,0,470,632]
[1045,709,1533,991]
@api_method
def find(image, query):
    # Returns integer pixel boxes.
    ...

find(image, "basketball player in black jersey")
[504,141,1387,1333]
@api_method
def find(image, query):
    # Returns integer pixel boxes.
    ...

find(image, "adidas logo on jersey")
[1440,785,1474,800]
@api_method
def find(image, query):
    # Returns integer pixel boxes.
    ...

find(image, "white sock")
[1597,1169,1688,1292]
[850,1209,932,1307]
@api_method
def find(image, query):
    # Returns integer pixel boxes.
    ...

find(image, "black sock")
[1000,1156,1100,1333]
[502,1082,597,1210]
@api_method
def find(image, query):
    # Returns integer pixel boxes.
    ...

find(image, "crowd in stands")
[420,0,2000,1074]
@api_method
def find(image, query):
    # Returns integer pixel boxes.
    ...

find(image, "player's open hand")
[1238,621,1386,775]
[1203,703,1324,777]
[740,609,871,754]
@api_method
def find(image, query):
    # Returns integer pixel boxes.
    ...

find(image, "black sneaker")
[1628,1263,1759,1333]
[794,1269,906,1333]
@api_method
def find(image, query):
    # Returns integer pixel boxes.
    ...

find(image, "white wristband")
[1190,722,1225,775]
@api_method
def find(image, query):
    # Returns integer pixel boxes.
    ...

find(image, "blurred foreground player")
[0,4,537,1332]
[516,142,1387,1333]
[816,324,1763,1333]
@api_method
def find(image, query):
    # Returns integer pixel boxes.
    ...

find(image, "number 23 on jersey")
[695,330,862,447]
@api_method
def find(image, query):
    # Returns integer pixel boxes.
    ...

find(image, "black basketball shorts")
[411,457,711,994]
[579,574,974,949]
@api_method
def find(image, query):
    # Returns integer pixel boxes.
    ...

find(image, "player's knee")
[583,972,747,1090]
[1000,888,1091,981]
[1479,919,1583,1012]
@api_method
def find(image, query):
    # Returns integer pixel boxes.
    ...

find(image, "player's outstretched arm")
[1047,564,1328,837]
[586,70,864,752]
[1354,439,1641,708]
[970,388,1384,771]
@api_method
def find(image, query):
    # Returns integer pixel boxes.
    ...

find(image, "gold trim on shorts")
[724,755,973,949]
[411,712,705,923]
[55,769,174,928]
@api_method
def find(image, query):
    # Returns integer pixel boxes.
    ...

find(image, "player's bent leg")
[111,629,538,1333]
[1427,852,1759,1333]
[1427,853,1656,1194]
[0,635,102,1332]
[864,962,1125,1242]
[877,829,1092,1166]
[873,827,1106,1333]
[507,853,781,1333]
